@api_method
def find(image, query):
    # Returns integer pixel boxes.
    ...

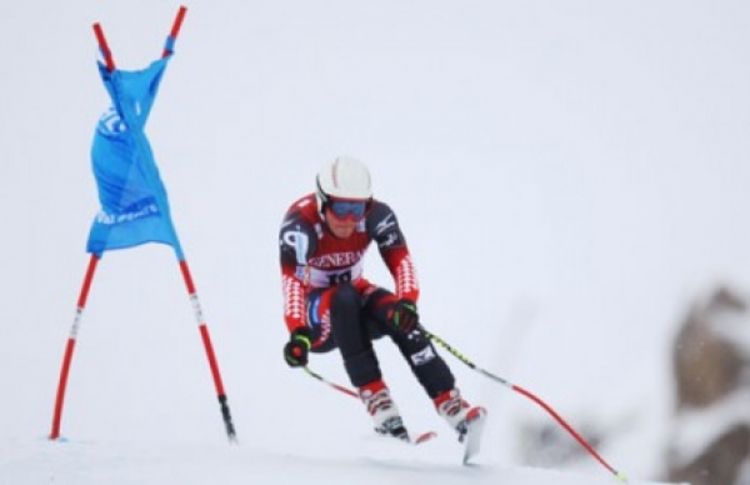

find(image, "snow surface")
[1,438,682,485]
[2,0,749,484]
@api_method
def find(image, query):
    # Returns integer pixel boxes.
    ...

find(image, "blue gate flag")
[86,58,184,259]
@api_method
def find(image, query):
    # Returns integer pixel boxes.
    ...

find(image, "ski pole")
[302,366,437,445]
[422,327,628,482]
[303,366,359,399]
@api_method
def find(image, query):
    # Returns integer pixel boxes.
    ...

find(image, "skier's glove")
[284,327,312,368]
[388,299,419,334]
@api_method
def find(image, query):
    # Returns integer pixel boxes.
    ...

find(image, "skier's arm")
[279,215,317,333]
[367,202,420,303]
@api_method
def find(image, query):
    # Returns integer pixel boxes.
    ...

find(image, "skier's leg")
[364,289,455,398]
[364,288,487,445]
[320,282,407,439]
[328,282,382,387]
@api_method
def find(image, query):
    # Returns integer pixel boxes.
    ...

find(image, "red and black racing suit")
[279,193,455,396]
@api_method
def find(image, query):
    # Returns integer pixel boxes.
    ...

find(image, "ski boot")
[359,380,409,442]
[434,388,487,463]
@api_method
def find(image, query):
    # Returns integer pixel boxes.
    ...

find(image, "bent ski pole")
[303,366,359,399]
[423,327,628,482]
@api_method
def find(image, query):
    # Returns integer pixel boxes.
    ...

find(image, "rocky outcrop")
[667,287,750,485]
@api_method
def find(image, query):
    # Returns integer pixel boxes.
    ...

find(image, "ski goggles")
[328,199,368,221]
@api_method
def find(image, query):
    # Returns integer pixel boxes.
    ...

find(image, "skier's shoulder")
[280,194,321,253]
[366,199,400,235]
[284,193,319,219]
[282,194,319,227]
[279,194,321,263]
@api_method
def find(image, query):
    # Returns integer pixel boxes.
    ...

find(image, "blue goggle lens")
[330,200,367,219]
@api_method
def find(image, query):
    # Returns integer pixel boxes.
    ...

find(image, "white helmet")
[316,156,373,209]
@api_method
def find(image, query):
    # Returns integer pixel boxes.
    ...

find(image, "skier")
[279,156,487,448]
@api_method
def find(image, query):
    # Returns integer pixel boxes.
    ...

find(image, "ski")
[411,430,437,445]
[460,407,488,464]
[376,427,437,446]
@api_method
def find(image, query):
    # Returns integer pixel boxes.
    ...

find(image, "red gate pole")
[162,6,188,58]
[164,6,235,440]
[49,22,112,442]
[93,23,115,72]
[178,260,237,441]
[50,254,100,440]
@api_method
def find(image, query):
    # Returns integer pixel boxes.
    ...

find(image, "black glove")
[284,328,312,367]
[388,299,419,334]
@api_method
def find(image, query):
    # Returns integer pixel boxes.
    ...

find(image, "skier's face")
[324,208,358,238]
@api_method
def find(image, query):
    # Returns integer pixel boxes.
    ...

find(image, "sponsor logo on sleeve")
[282,229,310,265]
[378,232,398,249]
[375,213,396,235]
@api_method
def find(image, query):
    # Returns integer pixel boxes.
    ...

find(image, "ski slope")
[2,1,750,484]
[1,437,685,485]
